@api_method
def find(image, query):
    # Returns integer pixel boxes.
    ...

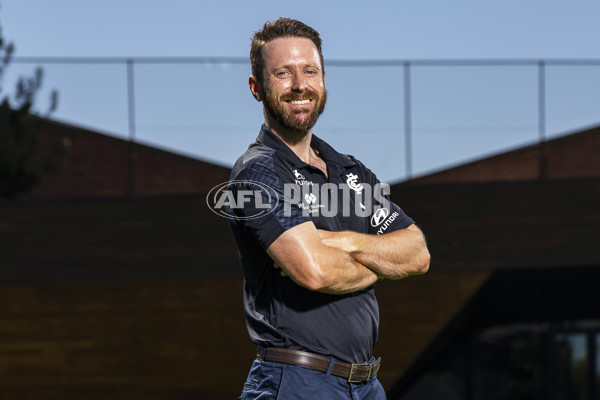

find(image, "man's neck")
[265,119,328,178]
[265,120,313,164]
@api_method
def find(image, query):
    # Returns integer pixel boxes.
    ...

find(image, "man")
[228,18,430,399]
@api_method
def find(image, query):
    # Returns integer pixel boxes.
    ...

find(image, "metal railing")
[11,56,600,181]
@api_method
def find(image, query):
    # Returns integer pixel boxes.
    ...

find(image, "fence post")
[538,61,547,180]
[404,62,412,180]
[127,59,137,195]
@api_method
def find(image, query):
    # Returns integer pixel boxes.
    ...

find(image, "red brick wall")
[0,195,491,399]
[408,125,600,184]
[27,119,231,199]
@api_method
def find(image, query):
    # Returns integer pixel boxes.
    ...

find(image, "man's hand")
[317,225,430,280]
[273,262,288,277]
[318,229,355,253]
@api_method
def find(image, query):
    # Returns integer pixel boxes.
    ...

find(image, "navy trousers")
[240,358,387,399]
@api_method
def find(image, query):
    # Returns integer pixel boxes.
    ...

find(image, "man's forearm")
[274,250,379,295]
[267,221,380,295]
[318,225,430,279]
[315,250,380,294]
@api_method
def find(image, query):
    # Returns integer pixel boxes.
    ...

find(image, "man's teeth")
[289,99,311,105]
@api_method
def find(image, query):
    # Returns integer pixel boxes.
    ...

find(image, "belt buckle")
[348,362,372,383]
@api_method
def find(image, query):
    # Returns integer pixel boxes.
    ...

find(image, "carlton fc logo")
[346,173,364,193]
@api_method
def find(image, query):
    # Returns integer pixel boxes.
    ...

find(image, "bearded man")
[227,18,430,400]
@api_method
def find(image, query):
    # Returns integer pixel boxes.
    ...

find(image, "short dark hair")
[250,18,324,85]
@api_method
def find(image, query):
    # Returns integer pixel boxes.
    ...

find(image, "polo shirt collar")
[257,124,356,169]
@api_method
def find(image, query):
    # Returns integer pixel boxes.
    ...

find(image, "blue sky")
[2,1,600,182]
[4,1,600,59]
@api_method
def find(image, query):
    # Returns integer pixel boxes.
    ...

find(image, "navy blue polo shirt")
[228,125,414,364]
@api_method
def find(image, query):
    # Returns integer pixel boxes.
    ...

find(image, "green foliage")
[0,15,68,198]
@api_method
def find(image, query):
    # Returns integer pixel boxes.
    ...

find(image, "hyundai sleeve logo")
[371,207,390,227]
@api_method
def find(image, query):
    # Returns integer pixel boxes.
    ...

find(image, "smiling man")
[228,18,430,400]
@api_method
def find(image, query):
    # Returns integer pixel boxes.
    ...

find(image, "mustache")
[281,92,319,102]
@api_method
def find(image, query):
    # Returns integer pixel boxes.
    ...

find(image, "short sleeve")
[354,159,414,235]
[230,155,310,250]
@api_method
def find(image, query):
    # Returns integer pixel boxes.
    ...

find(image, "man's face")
[259,37,327,134]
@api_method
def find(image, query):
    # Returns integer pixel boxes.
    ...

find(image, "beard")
[261,84,327,135]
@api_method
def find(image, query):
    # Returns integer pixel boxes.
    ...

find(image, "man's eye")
[276,71,289,77]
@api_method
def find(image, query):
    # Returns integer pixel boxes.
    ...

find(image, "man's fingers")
[317,229,330,239]
[273,262,288,277]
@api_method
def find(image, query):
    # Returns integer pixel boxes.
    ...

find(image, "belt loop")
[326,357,336,375]
[256,346,267,360]
[372,357,381,378]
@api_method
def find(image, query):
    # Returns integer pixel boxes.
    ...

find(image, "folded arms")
[267,222,430,295]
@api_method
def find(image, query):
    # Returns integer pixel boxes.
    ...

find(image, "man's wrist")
[342,231,364,256]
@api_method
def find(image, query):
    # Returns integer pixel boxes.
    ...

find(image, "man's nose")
[291,73,308,91]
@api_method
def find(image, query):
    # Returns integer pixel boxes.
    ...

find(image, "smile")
[287,99,311,105]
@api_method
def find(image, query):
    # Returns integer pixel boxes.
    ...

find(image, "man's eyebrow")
[270,63,322,71]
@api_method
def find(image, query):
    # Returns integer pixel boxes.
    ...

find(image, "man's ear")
[249,76,262,102]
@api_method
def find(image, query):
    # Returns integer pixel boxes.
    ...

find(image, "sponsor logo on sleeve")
[371,208,390,227]
[372,208,401,235]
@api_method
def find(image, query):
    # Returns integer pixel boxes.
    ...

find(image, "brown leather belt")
[259,347,381,383]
